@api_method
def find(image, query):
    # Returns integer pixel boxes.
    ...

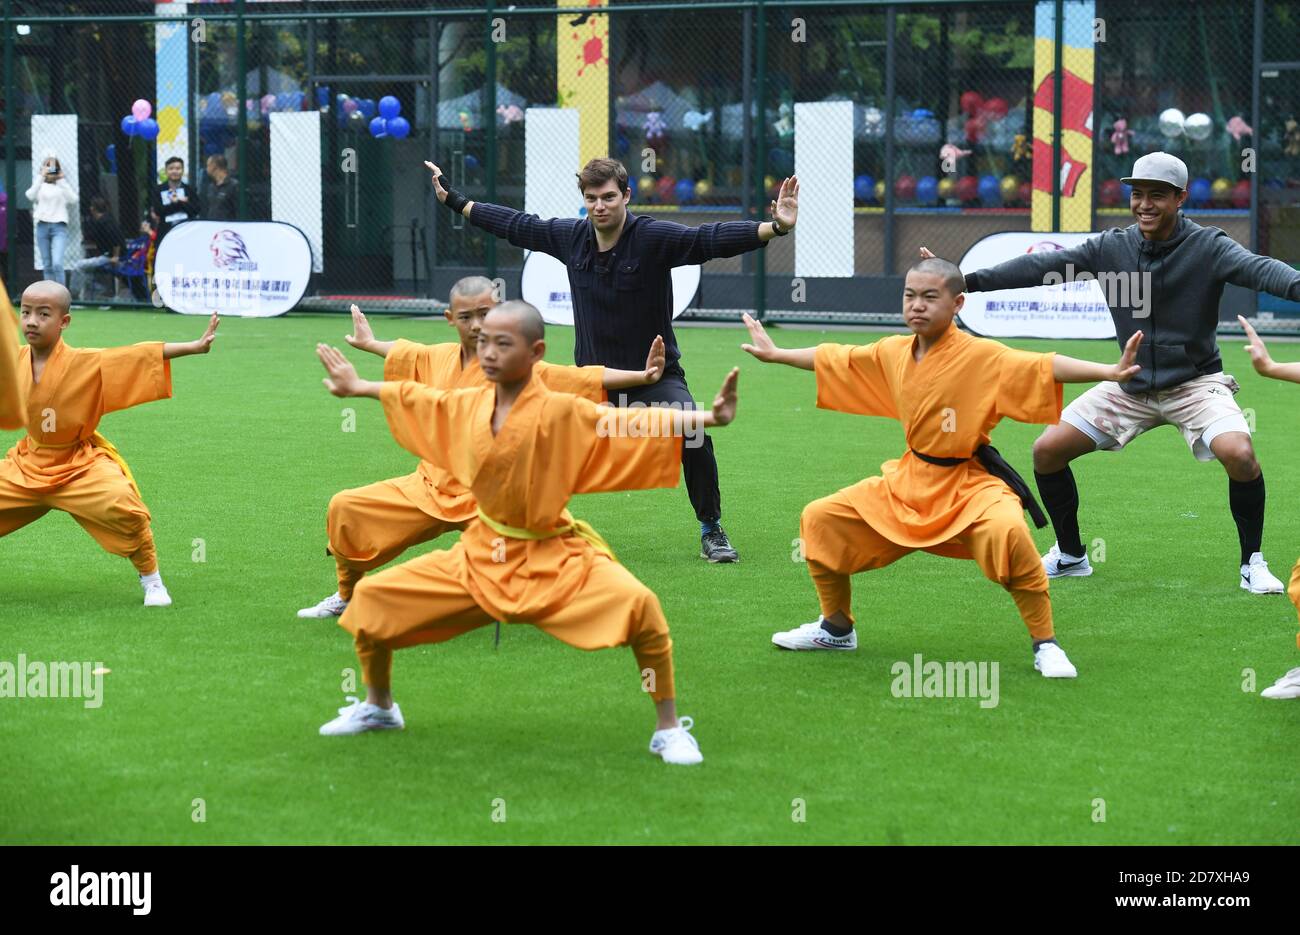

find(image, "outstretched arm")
[602,335,666,389]
[163,312,219,359]
[918,238,1099,294]
[739,312,816,370]
[1239,315,1300,383]
[318,343,383,399]
[344,304,397,358]
[425,159,576,261]
[1052,330,1142,384]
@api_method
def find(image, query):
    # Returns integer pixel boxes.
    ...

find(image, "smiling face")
[582,178,630,236]
[445,289,495,355]
[477,304,545,384]
[1130,182,1186,240]
[902,269,962,340]
[19,281,72,352]
[165,161,185,184]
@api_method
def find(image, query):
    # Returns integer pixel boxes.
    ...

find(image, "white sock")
[140,571,163,587]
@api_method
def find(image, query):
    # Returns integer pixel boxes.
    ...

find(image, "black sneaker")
[700,527,739,563]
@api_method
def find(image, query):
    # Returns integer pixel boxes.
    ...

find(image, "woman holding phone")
[25,150,79,285]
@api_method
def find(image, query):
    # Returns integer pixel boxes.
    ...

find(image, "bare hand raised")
[740,312,779,362]
[711,367,739,426]
[1112,330,1143,383]
[317,343,363,397]
[423,160,448,204]
[918,246,936,259]
[345,303,375,350]
[642,334,666,384]
[1238,315,1275,376]
[770,176,799,231]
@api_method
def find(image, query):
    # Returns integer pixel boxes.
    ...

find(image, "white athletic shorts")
[1061,372,1251,462]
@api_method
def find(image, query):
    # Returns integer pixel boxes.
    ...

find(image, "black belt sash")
[911,445,1048,529]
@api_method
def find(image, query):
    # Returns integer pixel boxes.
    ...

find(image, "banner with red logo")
[154,220,313,317]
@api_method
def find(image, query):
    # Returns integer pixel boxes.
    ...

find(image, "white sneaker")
[319,696,405,735]
[1240,553,1285,594]
[649,716,703,765]
[298,592,349,618]
[1033,641,1078,678]
[1042,542,1093,578]
[771,618,858,651]
[142,581,172,607]
[1261,666,1300,700]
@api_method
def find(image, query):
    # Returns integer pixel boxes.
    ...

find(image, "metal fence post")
[754,0,766,320]
[485,0,497,281]
[1051,0,1063,232]
[236,0,248,219]
[883,4,896,275]
[4,0,15,290]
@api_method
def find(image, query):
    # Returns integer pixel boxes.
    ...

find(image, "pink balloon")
[261,93,275,115]
[342,98,358,115]
[132,99,152,121]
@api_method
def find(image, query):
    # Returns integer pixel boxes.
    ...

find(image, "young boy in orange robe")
[313,300,738,765]
[1239,315,1300,700]
[0,280,218,606]
[297,277,668,618]
[742,257,1141,676]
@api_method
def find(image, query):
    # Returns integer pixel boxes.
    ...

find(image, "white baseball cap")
[1121,152,1188,190]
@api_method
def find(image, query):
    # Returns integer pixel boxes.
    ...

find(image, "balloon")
[694,179,712,200]
[854,174,873,202]
[379,95,401,120]
[120,115,138,136]
[959,91,983,116]
[656,176,676,202]
[368,116,387,137]
[1188,177,1211,206]
[981,97,1009,120]
[105,144,117,174]
[675,178,696,204]
[464,154,480,171]
[1211,177,1232,204]
[136,117,159,140]
[316,86,331,109]
[1159,108,1185,138]
[347,110,367,131]
[387,116,410,139]
[978,174,1000,205]
[1099,178,1122,206]
[915,175,938,205]
[1184,112,1212,141]
[1231,179,1251,209]
[1000,175,1020,202]
[132,99,152,121]
[342,98,358,115]
[637,176,654,196]
[937,176,955,199]
[615,133,629,156]
[261,93,275,115]
[1018,181,1032,204]
[358,99,376,119]
[894,174,916,202]
[874,179,886,202]
[955,175,978,202]
[964,117,984,144]
[764,175,777,196]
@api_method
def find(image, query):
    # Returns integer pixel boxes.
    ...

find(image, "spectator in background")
[69,196,126,301]
[151,156,201,244]
[25,150,79,285]
[203,154,239,221]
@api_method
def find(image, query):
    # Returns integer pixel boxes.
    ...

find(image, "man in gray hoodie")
[939,152,1300,595]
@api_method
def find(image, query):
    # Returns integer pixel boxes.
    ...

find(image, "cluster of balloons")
[854,172,1030,206]
[1100,176,1252,209]
[633,176,714,204]
[958,91,1010,145]
[120,99,159,141]
[1158,109,1215,141]
[367,95,411,139]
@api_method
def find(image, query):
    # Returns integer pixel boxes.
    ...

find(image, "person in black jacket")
[426,156,800,563]
[151,156,202,243]
[203,154,239,221]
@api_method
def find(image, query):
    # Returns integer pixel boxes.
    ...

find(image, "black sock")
[1034,467,1085,557]
[820,618,853,637]
[1228,473,1265,565]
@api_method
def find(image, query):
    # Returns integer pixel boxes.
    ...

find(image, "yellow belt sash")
[27,432,142,498]
[476,507,616,561]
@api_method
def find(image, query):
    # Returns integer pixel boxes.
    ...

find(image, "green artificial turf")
[1,308,1296,844]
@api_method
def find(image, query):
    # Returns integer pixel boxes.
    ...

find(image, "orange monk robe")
[0,340,172,573]
[326,338,608,599]
[0,283,25,430]
[341,375,684,701]
[803,323,1062,639]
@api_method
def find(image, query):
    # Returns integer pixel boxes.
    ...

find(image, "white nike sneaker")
[1240,553,1285,595]
[319,696,405,736]
[1042,542,1093,578]
[298,592,349,618]
[1033,641,1078,678]
[771,618,858,651]
[1260,667,1300,700]
[142,581,172,607]
[649,716,703,765]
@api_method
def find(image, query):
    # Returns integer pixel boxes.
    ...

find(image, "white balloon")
[1184,112,1213,141]
[1158,108,1186,138]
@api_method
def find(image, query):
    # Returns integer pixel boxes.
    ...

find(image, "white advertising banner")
[794,101,854,278]
[957,231,1117,340]
[520,251,700,326]
[154,220,312,317]
[270,111,324,273]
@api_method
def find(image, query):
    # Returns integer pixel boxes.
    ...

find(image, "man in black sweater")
[151,156,202,243]
[426,156,800,562]
[930,152,1300,594]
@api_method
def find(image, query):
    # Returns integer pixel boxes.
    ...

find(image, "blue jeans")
[36,221,69,285]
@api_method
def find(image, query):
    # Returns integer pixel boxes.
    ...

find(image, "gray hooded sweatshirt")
[963,214,1300,395]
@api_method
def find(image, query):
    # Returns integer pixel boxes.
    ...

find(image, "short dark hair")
[165,156,184,168]
[576,158,629,196]
[908,256,966,298]
[90,196,109,214]
[206,154,228,170]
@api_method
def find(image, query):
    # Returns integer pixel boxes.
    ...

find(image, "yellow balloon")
[937,177,955,199]
[637,176,654,194]
[1000,175,1019,199]
[694,179,712,199]
[764,175,776,193]
[1211,177,1232,200]
[874,180,886,201]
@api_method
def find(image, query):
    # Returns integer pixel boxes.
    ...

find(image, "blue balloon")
[316,86,331,109]
[105,144,117,174]
[615,133,629,156]
[1189,177,1211,206]
[1121,183,1133,201]
[121,115,138,136]
[387,116,410,139]
[379,95,401,120]
[916,175,939,205]
[136,117,159,141]
[369,116,387,138]
[675,178,696,204]
[464,153,480,170]
[854,173,875,202]
[358,98,376,119]
[978,174,1000,205]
